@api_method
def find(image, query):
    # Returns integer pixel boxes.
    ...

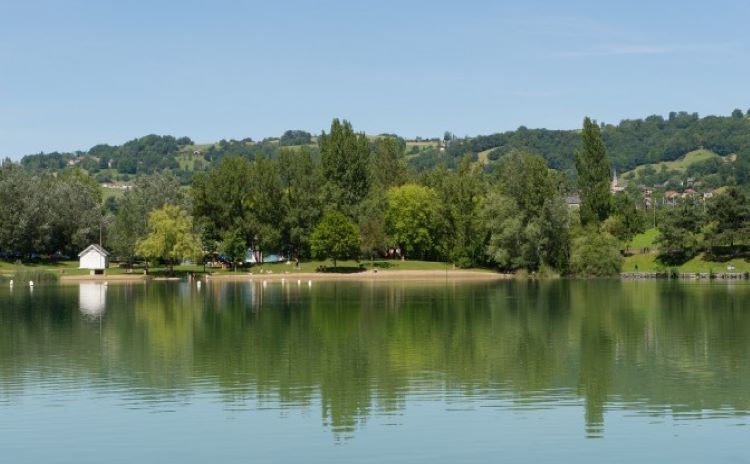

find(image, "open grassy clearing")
[629,228,659,249]
[622,149,725,180]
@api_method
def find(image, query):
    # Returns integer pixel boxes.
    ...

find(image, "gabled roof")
[78,244,110,257]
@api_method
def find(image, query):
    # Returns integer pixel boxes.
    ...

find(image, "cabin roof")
[78,244,110,258]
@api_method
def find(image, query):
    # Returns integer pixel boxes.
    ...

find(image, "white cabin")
[79,244,110,274]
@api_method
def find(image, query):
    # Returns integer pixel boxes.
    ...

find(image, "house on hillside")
[664,190,681,206]
[566,194,581,209]
[79,244,109,275]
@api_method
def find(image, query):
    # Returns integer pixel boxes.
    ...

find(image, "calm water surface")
[0,279,748,463]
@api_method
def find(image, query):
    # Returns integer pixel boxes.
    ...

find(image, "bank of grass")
[630,228,658,249]
[623,253,750,273]
[1,259,491,279]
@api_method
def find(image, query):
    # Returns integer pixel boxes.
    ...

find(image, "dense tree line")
[5,115,750,276]
[0,161,102,257]
[442,109,750,175]
[656,187,750,265]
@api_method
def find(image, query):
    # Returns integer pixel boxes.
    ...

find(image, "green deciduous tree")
[135,205,201,274]
[371,136,407,191]
[278,148,323,260]
[483,152,570,272]
[704,187,750,253]
[655,201,704,265]
[246,156,286,258]
[110,172,187,264]
[220,229,247,272]
[192,156,254,243]
[570,230,623,276]
[385,184,441,260]
[606,194,646,247]
[575,117,612,225]
[319,119,370,215]
[310,211,361,267]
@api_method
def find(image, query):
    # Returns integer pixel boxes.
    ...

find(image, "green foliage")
[421,156,487,265]
[220,229,247,271]
[192,156,285,256]
[0,162,102,256]
[192,156,254,242]
[385,184,441,260]
[447,110,750,175]
[278,148,323,259]
[109,172,187,263]
[135,205,201,272]
[606,194,646,245]
[655,201,704,265]
[371,136,407,190]
[575,117,612,225]
[483,152,570,272]
[704,187,750,252]
[310,211,361,267]
[279,130,313,146]
[570,230,623,276]
[319,119,370,214]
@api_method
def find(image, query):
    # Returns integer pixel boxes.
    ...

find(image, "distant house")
[566,194,581,208]
[79,244,109,274]
[681,188,698,199]
[664,190,680,206]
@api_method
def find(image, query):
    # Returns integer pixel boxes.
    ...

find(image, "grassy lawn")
[630,228,659,249]
[623,253,750,273]
[1,259,485,279]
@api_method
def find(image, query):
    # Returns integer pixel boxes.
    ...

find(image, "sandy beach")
[205,270,512,282]
[59,274,148,283]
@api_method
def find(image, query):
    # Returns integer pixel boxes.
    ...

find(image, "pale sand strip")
[57,269,511,283]
[60,274,148,283]
[206,270,511,281]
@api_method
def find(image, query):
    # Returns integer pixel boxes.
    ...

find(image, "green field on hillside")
[629,228,659,249]
[622,149,724,180]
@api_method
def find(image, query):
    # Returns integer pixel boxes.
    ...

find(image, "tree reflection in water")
[0,280,748,438]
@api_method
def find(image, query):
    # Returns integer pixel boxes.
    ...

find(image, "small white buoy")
[8,280,13,287]
[29,280,34,287]
[308,280,312,288]
[196,281,202,289]
[263,280,267,288]
[297,279,301,286]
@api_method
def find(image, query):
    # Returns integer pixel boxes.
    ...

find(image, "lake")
[0,279,748,463]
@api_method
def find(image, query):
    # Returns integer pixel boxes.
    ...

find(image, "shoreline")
[55,269,511,283]
[206,270,513,282]
[59,274,148,283]
[620,271,748,280]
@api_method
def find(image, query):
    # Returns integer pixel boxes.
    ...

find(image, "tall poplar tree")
[575,117,612,225]
[319,119,370,215]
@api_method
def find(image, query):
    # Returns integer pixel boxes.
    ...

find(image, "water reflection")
[78,283,107,318]
[0,280,749,439]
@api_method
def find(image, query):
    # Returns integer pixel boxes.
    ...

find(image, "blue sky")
[1,0,749,158]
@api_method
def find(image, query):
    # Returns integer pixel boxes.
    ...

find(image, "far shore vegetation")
[2,110,750,279]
